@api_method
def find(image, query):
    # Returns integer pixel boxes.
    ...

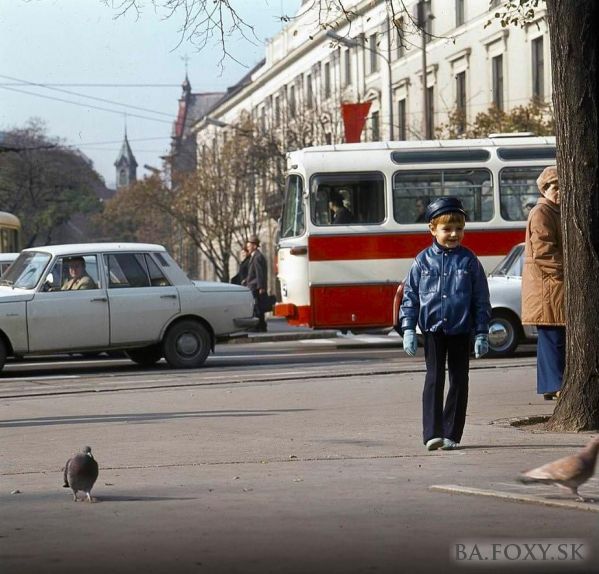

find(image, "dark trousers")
[422,332,471,444]
[252,291,267,332]
[536,326,565,394]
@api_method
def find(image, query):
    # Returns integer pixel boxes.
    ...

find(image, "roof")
[114,134,138,168]
[22,242,167,257]
[173,91,224,140]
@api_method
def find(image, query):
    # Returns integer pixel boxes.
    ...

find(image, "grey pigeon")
[517,436,599,501]
[62,446,99,502]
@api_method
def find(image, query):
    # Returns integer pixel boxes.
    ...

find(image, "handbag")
[257,293,277,314]
[392,281,405,334]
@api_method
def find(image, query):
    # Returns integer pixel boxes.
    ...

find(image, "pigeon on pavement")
[517,436,599,501]
[63,446,99,502]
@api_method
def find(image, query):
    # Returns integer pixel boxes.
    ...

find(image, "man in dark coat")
[244,235,268,332]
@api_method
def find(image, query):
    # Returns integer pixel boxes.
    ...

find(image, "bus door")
[305,171,395,329]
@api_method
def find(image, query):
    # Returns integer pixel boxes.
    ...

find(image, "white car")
[0,243,257,371]
[487,242,537,356]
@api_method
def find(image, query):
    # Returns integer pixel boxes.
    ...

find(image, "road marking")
[0,374,81,382]
[430,484,599,512]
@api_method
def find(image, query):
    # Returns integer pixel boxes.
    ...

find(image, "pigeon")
[63,446,99,502]
[517,437,599,501]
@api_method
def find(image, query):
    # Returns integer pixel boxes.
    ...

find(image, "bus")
[0,211,21,253]
[274,135,555,331]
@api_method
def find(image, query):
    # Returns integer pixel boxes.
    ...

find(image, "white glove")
[474,334,489,359]
[403,329,417,357]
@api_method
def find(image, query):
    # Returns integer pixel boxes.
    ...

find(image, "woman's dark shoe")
[543,392,557,400]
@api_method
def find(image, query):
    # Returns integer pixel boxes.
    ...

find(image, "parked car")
[487,242,537,356]
[0,243,257,371]
[0,252,18,276]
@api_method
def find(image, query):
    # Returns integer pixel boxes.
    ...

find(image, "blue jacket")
[399,242,491,336]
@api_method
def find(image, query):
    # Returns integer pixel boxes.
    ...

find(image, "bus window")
[499,166,544,221]
[280,174,305,238]
[310,172,385,226]
[392,169,493,223]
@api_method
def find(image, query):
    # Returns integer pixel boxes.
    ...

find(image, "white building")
[190,0,551,281]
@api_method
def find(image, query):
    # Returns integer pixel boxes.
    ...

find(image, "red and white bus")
[274,135,555,330]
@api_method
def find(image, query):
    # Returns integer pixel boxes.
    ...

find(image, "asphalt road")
[2,340,595,574]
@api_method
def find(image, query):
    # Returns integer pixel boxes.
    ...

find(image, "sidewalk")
[1,361,597,573]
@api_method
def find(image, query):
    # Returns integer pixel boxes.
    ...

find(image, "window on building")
[455,0,465,26]
[274,95,281,126]
[260,106,266,131]
[397,99,407,140]
[369,33,379,74]
[456,71,467,134]
[395,21,405,59]
[289,84,296,118]
[310,172,385,226]
[492,54,504,110]
[418,0,433,34]
[344,49,352,86]
[393,168,494,223]
[324,62,331,98]
[426,85,434,139]
[371,110,380,141]
[306,74,313,109]
[532,36,544,101]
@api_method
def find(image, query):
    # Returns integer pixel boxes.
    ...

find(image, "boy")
[399,197,491,451]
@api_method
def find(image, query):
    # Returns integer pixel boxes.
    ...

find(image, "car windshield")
[489,244,524,277]
[0,251,52,289]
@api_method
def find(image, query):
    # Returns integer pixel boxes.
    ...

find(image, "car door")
[104,252,180,345]
[27,254,110,352]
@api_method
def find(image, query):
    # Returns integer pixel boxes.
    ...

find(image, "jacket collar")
[431,240,460,254]
[537,197,560,213]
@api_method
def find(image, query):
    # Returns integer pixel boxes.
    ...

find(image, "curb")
[225,330,340,345]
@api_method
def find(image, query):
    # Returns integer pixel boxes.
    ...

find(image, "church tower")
[114,131,138,189]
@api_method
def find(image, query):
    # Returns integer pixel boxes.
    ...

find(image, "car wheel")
[126,345,162,367]
[162,320,211,369]
[487,311,520,357]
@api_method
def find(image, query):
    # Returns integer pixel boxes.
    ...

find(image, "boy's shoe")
[425,438,443,451]
[441,438,459,450]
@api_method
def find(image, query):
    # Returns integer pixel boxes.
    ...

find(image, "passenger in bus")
[61,257,97,290]
[521,166,565,401]
[399,196,491,452]
[415,197,428,223]
[328,191,353,224]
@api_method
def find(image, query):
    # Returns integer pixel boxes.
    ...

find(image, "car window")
[145,254,171,286]
[0,252,51,289]
[45,255,100,291]
[489,245,524,277]
[105,253,150,288]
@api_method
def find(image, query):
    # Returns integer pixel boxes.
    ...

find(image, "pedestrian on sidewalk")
[521,165,565,401]
[231,247,250,286]
[244,235,268,332]
[398,197,491,451]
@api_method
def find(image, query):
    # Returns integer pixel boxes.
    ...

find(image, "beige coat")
[521,197,564,326]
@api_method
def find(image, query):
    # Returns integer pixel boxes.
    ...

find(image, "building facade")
[190,0,552,282]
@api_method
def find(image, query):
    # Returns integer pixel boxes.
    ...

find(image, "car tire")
[487,310,521,357]
[126,345,162,367]
[162,320,211,369]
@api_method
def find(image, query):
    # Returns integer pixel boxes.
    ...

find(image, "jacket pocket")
[420,269,439,293]
[453,268,472,294]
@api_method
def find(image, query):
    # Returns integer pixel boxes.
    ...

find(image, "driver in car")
[61,256,97,290]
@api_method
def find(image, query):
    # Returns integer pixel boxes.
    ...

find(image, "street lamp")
[326,29,394,141]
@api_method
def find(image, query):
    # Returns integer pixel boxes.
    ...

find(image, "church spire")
[114,129,138,189]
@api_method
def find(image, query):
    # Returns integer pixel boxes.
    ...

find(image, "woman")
[521,165,565,400]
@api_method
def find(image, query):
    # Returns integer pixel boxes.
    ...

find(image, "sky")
[0,0,301,189]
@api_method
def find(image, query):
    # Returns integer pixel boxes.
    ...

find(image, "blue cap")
[425,197,467,222]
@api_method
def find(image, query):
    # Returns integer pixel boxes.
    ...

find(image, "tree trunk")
[545,0,599,431]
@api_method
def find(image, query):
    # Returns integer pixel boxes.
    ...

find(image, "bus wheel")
[487,311,520,357]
